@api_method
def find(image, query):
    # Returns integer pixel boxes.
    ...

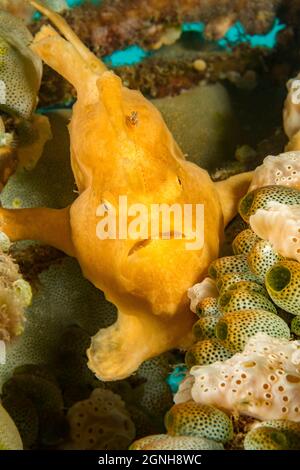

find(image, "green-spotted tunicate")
[185,339,232,368]
[216,272,263,293]
[209,255,249,279]
[232,229,260,255]
[239,186,300,223]
[220,280,267,297]
[0,403,23,449]
[165,401,233,443]
[196,297,221,317]
[244,421,300,450]
[265,260,300,316]
[247,240,284,283]
[193,316,218,339]
[129,434,224,450]
[291,316,300,335]
[244,426,292,450]
[218,288,276,315]
[215,309,290,351]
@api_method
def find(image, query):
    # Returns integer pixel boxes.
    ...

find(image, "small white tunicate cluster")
[187,278,218,313]
[283,76,300,139]
[175,333,300,422]
[249,152,300,191]
[0,248,32,343]
[250,202,300,262]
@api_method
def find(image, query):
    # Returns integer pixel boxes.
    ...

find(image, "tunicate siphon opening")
[208,265,217,279]
[286,374,300,383]
[196,305,203,315]
[270,430,288,447]
[185,350,196,368]
[164,409,174,431]
[193,323,204,339]
[216,321,228,340]
[239,191,255,220]
[218,292,231,308]
[266,265,291,292]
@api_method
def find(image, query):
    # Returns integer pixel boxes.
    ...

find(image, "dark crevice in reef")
[9,244,66,285]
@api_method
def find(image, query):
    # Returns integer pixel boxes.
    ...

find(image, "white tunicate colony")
[250,202,300,262]
[249,152,300,191]
[187,278,218,313]
[175,333,300,422]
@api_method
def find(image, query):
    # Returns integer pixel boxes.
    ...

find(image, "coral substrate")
[29,0,282,55]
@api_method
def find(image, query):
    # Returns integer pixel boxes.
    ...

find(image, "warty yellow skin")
[0,2,252,380]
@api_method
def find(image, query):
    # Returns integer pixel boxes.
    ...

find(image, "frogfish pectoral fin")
[87,306,195,381]
[0,206,75,256]
[215,171,253,226]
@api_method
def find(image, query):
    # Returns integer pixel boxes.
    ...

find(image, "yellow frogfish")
[0,2,252,381]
